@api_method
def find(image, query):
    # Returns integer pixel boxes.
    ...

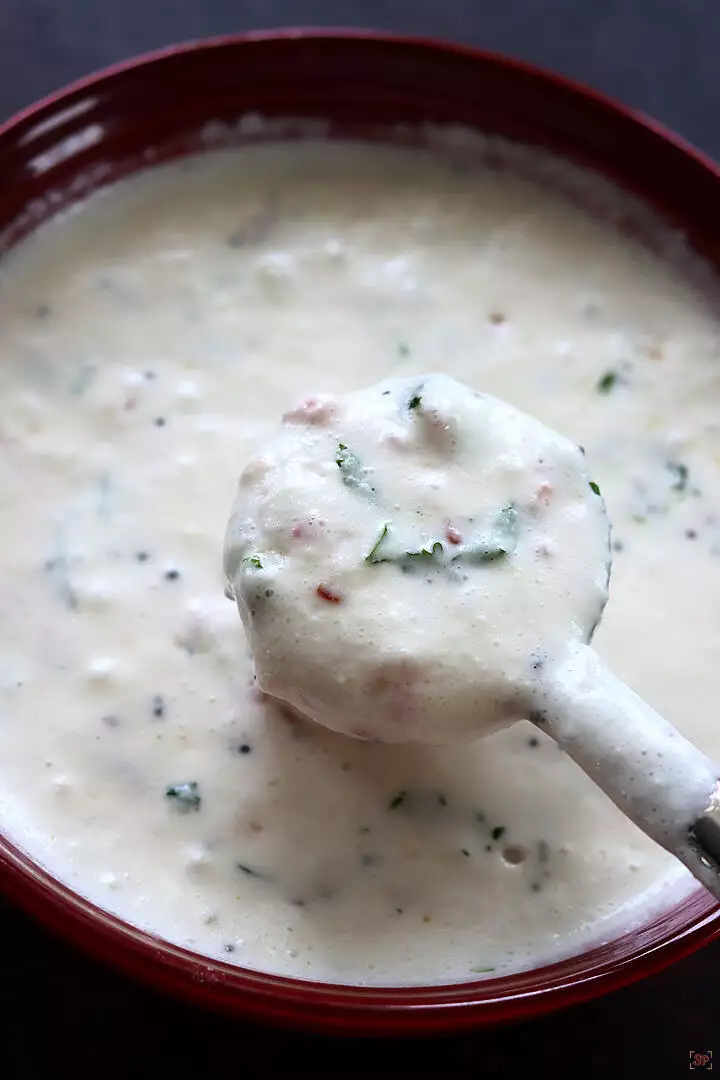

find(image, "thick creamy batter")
[1,140,720,985]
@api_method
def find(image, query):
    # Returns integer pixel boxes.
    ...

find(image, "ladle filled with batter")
[225,373,720,898]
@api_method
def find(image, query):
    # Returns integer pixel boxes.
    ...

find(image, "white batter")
[1,140,720,986]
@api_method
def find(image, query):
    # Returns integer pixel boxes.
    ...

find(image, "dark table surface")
[2,2,719,1076]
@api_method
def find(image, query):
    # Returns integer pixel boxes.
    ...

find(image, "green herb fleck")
[368,508,517,571]
[471,966,496,974]
[667,460,689,493]
[165,781,201,813]
[389,790,407,810]
[367,527,446,568]
[243,556,263,570]
[597,370,618,394]
[491,825,506,841]
[237,863,260,877]
[455,505,518,563]
[405,540,444,564]
[336,443,376,499]
[589,481,601,497]
[45,550,78,611]
[398,341,411,358]
[366,522,392,564]
[406,380,424,410]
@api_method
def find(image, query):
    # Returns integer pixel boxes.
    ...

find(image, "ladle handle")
[528,646,720,900]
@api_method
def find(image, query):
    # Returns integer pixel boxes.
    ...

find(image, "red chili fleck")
[316,583,343,603]
[292,516,325,539]
[534,481,554,506]
[445,524,463,545]
[283,396,340,426]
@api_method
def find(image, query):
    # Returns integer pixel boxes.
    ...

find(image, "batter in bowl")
[1,139,719,984]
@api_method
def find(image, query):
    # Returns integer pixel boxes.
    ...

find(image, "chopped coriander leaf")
[366,522,392,564]
[471,966,496,974]
[367,528,446,568]
[407,382,424,411]
[165,781,201,813]
[597,370,618,393]
[589,481,601,496]
[454,505,518,563]
[667,460,689,493]
[491,825,506,841]
[405,540,444,564]
[368,508,517,571]
[242,556,264,570]
[397,341,411,358]
[336,443,376,498]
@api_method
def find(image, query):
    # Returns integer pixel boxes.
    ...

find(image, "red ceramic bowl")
[1,29,720,1036]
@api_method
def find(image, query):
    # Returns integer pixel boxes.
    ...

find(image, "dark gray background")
[1,3,719,1077]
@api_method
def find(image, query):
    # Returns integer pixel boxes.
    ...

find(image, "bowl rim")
[2,24,719,180]
[1,26,720,1035]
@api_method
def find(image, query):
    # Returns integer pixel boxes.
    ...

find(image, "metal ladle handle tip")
[690,781,720,875]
